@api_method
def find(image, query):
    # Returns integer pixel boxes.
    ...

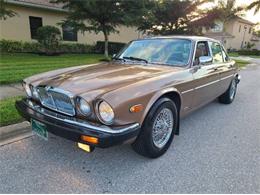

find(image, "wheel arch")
[140,88,182,135]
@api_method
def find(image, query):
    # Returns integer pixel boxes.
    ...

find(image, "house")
[203,16,259,50]
[0,0,140,45]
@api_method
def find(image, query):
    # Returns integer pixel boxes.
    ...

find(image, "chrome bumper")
[25,99,140,134]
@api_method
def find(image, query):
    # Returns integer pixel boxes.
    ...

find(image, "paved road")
[0,84,25,100]
[1,64,259,193]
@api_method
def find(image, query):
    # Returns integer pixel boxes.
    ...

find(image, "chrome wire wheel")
[152,108,174,149]
[229,79,237,100]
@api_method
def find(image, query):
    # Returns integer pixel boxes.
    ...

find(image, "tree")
[52,0,148,58]
[206,0,244,28]
[137,0,221,35]
[36,25,61,55]
[0,0,16,20]
[247,0,260,14]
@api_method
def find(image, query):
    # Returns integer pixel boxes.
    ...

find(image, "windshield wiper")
[123,56,148,63]
[112,57,126,62]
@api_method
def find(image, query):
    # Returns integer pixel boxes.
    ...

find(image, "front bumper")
[15,99,140,148]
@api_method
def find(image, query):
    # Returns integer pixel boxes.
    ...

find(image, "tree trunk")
[103,30,109,59]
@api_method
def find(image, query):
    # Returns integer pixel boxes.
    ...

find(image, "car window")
[118,39,192,66]
[194,41,210,65]
[209,42,224,63]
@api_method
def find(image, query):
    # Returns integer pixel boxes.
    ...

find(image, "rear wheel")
[219,78,237,104]
[132,98,178,158]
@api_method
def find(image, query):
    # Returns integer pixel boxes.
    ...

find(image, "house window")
[62,25,77,41]
[29,16,42,39]
[249,27,252,34]
[239,25,241,32]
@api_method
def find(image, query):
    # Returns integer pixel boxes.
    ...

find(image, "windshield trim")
[115,38,194,68]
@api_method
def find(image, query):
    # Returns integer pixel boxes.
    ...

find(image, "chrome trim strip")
[181,74,234,94]
[181,88,194,94]
[220,74,233,81]
[27,100,140,134]
[195,80,219,90]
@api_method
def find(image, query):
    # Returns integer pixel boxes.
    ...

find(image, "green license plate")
[31,119,48,141]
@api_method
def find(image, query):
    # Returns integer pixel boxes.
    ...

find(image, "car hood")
[28,62,182,97]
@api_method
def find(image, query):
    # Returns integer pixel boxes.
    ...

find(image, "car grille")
[37,86,75,116]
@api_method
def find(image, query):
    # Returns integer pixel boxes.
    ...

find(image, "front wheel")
[132,98,178,158]
[219,78,237,104]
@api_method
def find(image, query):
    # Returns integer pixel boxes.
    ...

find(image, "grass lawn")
[0,96,24,127]
[234,59,250,68]
[228,52,260,58]
[0,53,104,85]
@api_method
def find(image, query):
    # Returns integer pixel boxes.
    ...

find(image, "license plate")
[31,119,48,141]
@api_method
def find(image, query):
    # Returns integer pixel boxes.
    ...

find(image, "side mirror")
[199,56,213,65]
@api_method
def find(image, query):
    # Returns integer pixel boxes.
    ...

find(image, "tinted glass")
[209,42,224,63]
[118,39,192,66]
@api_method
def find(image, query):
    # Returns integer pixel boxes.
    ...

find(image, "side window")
[29,16,42,39]
[194,41,210,65]
[209,42,224,63]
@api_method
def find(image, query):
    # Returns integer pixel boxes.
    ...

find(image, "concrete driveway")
[0,63,259,193]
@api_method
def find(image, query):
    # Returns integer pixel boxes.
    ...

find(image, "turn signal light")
[80,135,99,144]
[130,104,143,113]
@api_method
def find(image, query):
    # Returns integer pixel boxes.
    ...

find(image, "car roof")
[137,35,220,43]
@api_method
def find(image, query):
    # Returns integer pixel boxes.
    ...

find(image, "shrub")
[237,49,260,56]
[94,41,126,55]
[0,39,94,54]
[36,25,61,55]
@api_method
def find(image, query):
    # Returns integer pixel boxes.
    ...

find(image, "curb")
[0,121,33,146]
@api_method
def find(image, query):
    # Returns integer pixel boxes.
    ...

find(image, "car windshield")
[117,39,192,66]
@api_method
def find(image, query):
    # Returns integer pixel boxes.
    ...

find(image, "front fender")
[140,87,182,125]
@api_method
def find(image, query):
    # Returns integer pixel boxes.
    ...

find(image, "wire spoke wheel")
[152,108,174,149]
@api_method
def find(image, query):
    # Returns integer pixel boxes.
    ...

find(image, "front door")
[191,41,221,109]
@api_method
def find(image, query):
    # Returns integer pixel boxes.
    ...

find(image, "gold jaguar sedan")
[16,36,240,158]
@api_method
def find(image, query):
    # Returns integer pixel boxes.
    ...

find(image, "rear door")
[215,44,236,96]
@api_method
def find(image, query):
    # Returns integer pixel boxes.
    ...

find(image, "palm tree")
[203,0,243,31]
[0,0,16,20]
[216,0,243,23]
[247,0,260,14]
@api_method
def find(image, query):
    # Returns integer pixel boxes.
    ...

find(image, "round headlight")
[78,98,91,116]
[23,83,32,97]
[98,101,114,124]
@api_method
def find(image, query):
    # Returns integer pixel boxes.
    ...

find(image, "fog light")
[80,135,98,144]
[78,143,95,152]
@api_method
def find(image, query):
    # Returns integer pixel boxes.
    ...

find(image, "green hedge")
[237,49,260,56]
[0,39,94,54]
[94,41,126,55]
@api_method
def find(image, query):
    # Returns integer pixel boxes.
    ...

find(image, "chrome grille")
[37,86,75,116]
